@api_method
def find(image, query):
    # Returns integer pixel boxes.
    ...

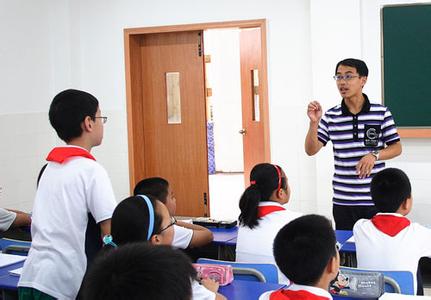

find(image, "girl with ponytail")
[236,163,302,283]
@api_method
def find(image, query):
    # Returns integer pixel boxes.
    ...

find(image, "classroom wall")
[1,0,430,224]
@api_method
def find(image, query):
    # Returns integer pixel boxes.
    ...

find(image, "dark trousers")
[333,204,378,230]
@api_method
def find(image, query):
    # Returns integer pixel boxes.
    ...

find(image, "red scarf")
[46,147,96,163]
[258,205,285,218]
[270,289,330,300]
[371,214,410,237]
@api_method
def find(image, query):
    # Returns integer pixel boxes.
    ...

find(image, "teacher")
[305,58,402,230]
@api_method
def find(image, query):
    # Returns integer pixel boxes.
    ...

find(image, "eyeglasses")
[336,241,341,251]
[160,217,176,233]
[94,116,108,124]
[333,74,359,81]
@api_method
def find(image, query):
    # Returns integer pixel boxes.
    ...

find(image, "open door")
[240,27,271,182]
[125,31,209,217]
[125,20,270,218]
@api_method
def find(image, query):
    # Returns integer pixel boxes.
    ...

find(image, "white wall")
[204,28,244,173]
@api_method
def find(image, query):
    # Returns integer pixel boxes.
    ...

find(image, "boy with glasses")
[18,89,117,299]
[305,58,402,230]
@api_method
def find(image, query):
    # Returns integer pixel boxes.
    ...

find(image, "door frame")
[124,19,271,193]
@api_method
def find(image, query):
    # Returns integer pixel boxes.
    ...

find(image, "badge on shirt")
[364,125,381,147]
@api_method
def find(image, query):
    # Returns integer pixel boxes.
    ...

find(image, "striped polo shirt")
[317,94,400,206]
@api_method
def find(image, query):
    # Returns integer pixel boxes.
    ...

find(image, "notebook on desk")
[0,253,26,268]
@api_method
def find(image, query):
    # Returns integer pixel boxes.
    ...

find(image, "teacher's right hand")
[307,101,322,123]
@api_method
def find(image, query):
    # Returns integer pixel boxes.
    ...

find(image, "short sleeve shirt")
[172,225,193,249]
[317,94,400,206]
[0,208,16,231]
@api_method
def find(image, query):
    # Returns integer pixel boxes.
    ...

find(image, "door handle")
[239,129,247,135]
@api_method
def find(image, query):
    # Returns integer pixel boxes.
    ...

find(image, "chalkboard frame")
[381,3,431,138]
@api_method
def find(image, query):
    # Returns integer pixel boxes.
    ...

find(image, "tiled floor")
[208,172,244,221]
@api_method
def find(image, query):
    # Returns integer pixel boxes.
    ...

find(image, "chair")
[0,238,31,256]
[340,267,415,295]
[2,245,30,256]
[196,258,279,283]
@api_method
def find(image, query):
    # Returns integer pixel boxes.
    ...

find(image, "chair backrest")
[340,267,414,295]
[197,258,279,283]
[380,270,415,295]
[0,238,31,256]
[2,245,30,256]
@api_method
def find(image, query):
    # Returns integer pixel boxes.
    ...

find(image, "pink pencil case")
[193,263,234,286]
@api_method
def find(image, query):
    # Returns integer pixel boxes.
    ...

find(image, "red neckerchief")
[46,147,96,163]
[257,205,285,218]
[270,289,330,300]
[371,214,410,237]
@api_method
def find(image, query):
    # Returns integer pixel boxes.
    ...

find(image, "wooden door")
[127,31,209,217]
[240,27,270,182]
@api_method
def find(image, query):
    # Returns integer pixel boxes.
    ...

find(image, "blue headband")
[137,194,155,241]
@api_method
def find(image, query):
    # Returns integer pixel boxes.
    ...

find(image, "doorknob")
[239,129,247,135]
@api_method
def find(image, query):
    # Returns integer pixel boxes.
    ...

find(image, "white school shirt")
[353,212,431,294]
[236,201,302,283]
[191,280,216,300]
[259,283,333,300]
[172,224,193,249]
[0,208,16,231]
[19,149,117,300]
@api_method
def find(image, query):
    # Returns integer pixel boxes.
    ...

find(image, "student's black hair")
[49,89,99,142]
[133,177,169,204]
[83,243,196,300]
[238,163,287,229]
[371,168,412,213]
[335,58,369,77]
[36,163,48,188]
[111,195,164,246]
[273,214,337,286]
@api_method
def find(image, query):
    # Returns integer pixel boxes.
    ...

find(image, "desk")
[207,227,238,260]
[335,230,356,253]
[0,239,31,252]
[219,280,283,299]
[209,228,355,251]
[209,227,238,246]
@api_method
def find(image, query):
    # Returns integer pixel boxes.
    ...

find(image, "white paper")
[9,267,23,276]
[0,253,25,268]
[346,236,355,243]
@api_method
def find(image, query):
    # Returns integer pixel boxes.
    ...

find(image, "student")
[260,215,339,300]
[0,208,31,232]
[236,163,302,283]
[305,58,402,230]
[354,168,431,295]
[134,177,213,248]
[18,89,117,300]
[108,195,226,300]
[83,243,196,300]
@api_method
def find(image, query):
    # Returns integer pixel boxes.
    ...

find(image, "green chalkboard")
[382,4,431,127]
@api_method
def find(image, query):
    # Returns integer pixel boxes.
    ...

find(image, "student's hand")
[356,153,376,179]
[307,101,323,123]
[201,278,219,293]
